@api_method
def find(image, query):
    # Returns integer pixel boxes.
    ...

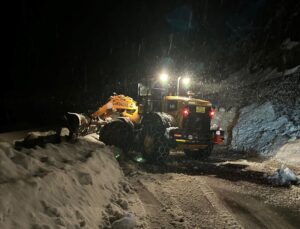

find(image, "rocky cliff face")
[210,69,300,156]
[205,1,300,156]
[231,102,300,156]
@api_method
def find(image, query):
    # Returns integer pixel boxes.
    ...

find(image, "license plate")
[196,106,205,113]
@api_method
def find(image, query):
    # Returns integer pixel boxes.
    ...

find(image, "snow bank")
[231,102,300,156]
[275,139,300,167]
[268,165,300,186]
[0,135,124,228]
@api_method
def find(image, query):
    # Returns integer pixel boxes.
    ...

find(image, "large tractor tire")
[142,125,170,162]
[184,142,213,160]
[100,119,134,151]
[141,112,175,163]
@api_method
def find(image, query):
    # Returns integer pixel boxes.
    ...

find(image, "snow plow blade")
[65,112,101,137]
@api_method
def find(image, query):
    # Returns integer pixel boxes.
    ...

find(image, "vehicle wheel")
[185,143,213,160]
[100,119,133,151]
[142,125,170,163]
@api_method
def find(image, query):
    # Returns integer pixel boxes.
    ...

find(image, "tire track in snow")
[133,179,176,228]
[196,177,243,228]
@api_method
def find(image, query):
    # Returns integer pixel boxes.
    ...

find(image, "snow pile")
[231,102,300,156]
[281,38,299,50]
[111,213,136,229]
[0,135,125,229]
[268,165,300,186]
[14,130,61,149]
[275,139,300,167]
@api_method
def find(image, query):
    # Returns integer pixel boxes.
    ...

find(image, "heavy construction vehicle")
[66,93,223,162]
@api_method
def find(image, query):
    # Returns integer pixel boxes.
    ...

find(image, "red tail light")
[209,109,215,118]
[182,107,189,117]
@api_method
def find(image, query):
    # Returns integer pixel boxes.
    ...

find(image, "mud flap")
[212,129,225,144]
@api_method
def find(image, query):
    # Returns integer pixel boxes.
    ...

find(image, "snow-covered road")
[0,130,299,228]
[121,148,300,228]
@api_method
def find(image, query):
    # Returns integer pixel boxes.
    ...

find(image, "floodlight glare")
[182,77,191,86]
[159,73,169,83]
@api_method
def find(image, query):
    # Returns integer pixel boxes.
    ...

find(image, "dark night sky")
[6,0,274,97]
[2,0,299,131]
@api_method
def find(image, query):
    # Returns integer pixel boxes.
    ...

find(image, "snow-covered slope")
[0,135,123,229]
[231,102,300,156]
[204,65,300,157]
[275,139,300,167]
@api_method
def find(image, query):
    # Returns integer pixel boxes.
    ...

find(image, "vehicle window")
[167,101,177,111]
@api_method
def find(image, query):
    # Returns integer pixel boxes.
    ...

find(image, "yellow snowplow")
[91,94,140,123]
[65,94,139,138]
[66,93,224,162]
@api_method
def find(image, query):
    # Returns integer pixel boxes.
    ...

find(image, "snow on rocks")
[0,134,125,229]
[275,139,300,167]
[281,38,299,50]
[101,182,137,229]
[14,130,61,149]
[116,198,129,210]
[268,165,300,186]
[231,102,300,156]
[111,214,136,229]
